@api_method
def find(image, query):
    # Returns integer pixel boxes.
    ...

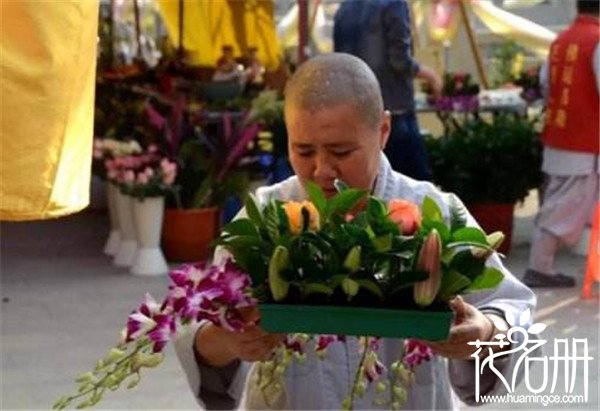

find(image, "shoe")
[522,269,576,288]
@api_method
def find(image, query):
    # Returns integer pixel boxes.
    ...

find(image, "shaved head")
[284,53,384,130]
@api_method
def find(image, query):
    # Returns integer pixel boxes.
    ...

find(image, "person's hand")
[195,307,286,367]
[417,65,443,99]
[426,296,495,360]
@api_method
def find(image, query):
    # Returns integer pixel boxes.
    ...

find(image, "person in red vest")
[523,0,600,288]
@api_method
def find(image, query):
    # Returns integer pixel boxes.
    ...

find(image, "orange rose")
[283,201,320,235]
[388,199,421,235]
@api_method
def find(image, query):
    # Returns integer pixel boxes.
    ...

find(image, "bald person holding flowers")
[174,53,538,410]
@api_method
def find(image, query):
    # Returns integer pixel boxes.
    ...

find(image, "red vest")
[542,15,599,154]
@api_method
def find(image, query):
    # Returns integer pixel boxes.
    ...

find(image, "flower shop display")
[489,41,542,104]
[143,96,263,262]
[93,138,143,257]
[426,114,543,254]
[424,72,480,112]
[56,183,507,410]
[514,66,542,104]
[104,144,178,274]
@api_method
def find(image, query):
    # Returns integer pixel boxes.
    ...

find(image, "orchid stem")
[348,338,369,410]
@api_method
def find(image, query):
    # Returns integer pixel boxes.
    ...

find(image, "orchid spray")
[53,261,254,410]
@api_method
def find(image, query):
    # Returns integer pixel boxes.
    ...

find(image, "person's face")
[286,103,390,198]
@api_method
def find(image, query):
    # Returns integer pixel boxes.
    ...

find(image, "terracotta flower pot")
[161,208,221,262]
[466,203,515,255]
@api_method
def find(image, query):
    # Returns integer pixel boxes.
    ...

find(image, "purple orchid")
[402,339,433,369]
[126,293,167,341]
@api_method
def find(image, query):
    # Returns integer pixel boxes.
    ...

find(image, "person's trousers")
[528,172,599,274]
[383,113,432,181]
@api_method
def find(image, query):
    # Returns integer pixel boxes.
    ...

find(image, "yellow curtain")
[157,0,280,70]
[470,0,556,57]
[0,1,99,221]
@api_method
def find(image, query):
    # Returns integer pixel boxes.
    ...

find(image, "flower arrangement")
[514,66,542,103]
[56,184,506,410]
[92,138,143,179]
[218,182,504,312]
[103,144,178,200]
[424,72,480,112]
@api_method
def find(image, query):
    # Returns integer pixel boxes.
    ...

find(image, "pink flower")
[148,144,159,153]
[403,339,433,369]
[388,199,422,235]
[163,171,176,186]
[144,167,154,178]
[123,170,135,184]
[136,172,149,185]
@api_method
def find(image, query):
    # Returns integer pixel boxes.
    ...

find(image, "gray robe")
[174,154,538,410]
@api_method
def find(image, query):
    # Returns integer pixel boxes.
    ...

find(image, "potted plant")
[146,96,261,262]
[425,113,543,254]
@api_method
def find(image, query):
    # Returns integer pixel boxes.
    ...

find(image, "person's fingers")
[239,342,278,362]
[238,306,261,325]
[448,295,469,323]
[447,321,480,343]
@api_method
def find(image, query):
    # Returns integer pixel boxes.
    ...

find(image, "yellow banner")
[0,1,99,221]
[157,0,281,70]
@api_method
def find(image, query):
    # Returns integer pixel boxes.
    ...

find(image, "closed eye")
[296,150,314,157]
[331,149,354,158]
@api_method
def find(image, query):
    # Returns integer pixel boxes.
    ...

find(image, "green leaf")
[451,227,488,245]
[367,197,388,221]
[303,283,334,296]
[389,270,429,294]
[356,279,384,299]
[326,189,367,217]
[422,196,444,222]
[421,220,451,244]
[263,202,281,243]
[372,233,393,252]
[446,241,495,252]
[245,194,264,226]
[269,245,290,301]
[438,270,471,300]
[341,277,360,298]
[448,249,486,280]
[464,267,504,292]
[221,218,259,237]
[305,180,327,217]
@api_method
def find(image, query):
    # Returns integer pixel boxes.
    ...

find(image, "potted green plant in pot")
[154,100,261,262]
[162,134,254,261]
[426,113,543,254]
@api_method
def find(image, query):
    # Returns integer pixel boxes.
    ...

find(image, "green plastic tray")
[259,304,453,341]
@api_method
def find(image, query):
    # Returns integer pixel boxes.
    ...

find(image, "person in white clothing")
[174,53,539,410]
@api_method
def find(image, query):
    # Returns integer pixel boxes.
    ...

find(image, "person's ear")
[379,110,391,149]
